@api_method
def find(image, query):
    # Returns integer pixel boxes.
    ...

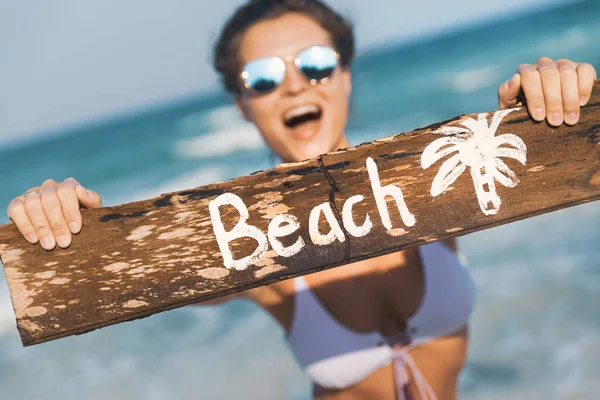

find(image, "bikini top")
[285,242,475,390]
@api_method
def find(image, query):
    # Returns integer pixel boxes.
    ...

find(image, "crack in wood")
[327,160,352,170]
[317,156,351,263]
[504,115,531,126]
[99,210,150,223]
[285,165,320,176]
[382,151,422,161]
[153,189,225,208]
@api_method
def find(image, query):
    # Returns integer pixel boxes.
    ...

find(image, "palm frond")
[493,158,520,187]
[460,117,489,134]
[434,126,471,135]
[493,133,527,158]
[421,137,462,169]
[430,153,466,197]
[494,147,527,165]
[489,108,520,133]
[494,133,527,165]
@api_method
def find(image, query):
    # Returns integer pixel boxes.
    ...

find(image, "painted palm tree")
[421,108,527,216]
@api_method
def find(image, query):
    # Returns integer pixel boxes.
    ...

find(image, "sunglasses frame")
[240,45,340,95]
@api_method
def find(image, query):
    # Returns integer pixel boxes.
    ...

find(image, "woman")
[6,1,596,399]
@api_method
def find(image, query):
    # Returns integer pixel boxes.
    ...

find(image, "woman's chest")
[255,249,425,337]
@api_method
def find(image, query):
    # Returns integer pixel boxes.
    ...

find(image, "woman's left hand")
[498,57,597,126]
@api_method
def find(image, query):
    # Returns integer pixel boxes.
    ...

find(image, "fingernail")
[566,112,578,124]
[580,96,587,106]
[534,108,545,120]
[504,79,511,90]
[550,112,563,125]
[86,189,93,197]
[69,222,79,233]
[41,236,54,250]
[27,233,38,243]
[57,235,69,248]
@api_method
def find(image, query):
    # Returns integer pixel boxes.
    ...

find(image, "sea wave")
[0,129,66,152]
[535,26,590,54]
[173,125,266,159]
[174,105,266,159]
[451,66,501,94]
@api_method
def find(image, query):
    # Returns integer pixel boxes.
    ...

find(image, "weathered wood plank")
[1,81,599,346]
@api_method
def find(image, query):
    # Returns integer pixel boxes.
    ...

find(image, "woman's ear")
[236,96,252,122]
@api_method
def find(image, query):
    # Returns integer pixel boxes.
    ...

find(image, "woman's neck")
[278,135,352,164]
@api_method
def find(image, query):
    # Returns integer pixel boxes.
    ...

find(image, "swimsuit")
[286,242,475,399]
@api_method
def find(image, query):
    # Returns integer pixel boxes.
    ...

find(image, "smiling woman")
[237,17,351,161]
[214,3,354,163]
[4,0,597,399]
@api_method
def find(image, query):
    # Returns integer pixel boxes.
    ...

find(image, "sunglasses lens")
[242,57,285,94]
[296,46,338,82]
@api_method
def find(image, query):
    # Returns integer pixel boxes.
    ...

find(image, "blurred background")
[1,0,599,399]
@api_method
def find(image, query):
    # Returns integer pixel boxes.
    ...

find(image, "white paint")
[126,225,154,241]
[197,267,230,280]
[49,278,71,285]
[23,306,47,317]
[255,264,287,279]
[209,193,268,271]
[268,214,305,257]
[366,157,416,229]
[158,228,195,240]
[309,202,346,246]
[342,195,372,237]
[104,261,130,273]
[421,108,527,215]
[388,228,408,237]
[34,271,56,279]
[123,300,148,308]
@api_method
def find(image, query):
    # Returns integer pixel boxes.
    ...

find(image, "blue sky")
[0,0,574,144]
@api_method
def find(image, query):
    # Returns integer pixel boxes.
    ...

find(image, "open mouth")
[283,104,323,129]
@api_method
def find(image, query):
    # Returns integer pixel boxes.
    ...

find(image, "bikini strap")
[393,345,437,400]
[293,275,309,291]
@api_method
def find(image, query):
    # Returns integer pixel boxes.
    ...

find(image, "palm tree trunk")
[469,158,501,215]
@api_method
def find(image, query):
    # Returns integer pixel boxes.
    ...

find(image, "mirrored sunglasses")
[240,45,340,95]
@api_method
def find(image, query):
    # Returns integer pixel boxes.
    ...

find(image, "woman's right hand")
[6,178,103,250]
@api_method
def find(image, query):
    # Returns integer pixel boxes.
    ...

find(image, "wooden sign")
[1,81,599,346]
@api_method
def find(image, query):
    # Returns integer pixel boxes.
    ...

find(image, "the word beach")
[210,157,415,270]
[209,108,531,270]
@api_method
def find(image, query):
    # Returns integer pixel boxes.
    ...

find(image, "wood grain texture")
[1,81,599,346]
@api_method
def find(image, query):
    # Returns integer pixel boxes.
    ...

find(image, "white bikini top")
[285,242,475,390]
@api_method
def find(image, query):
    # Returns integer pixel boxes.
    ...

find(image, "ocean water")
[1,1,600,399]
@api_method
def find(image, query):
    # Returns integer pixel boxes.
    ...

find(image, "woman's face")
[236,13,352,163]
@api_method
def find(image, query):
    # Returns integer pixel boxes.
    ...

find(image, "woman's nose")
[281,61,308,96]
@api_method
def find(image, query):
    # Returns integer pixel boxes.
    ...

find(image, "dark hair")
[213,0,355,95]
